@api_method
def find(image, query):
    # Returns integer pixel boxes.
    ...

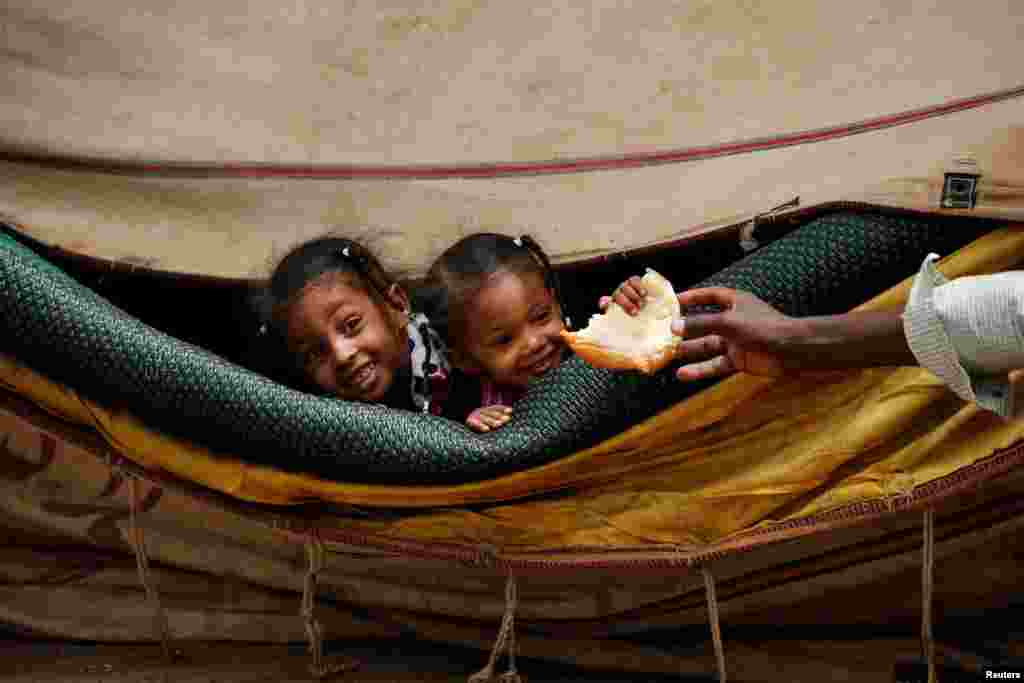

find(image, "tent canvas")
[3,0,1024,280]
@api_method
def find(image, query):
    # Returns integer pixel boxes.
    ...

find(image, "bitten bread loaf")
[560,268,681,374]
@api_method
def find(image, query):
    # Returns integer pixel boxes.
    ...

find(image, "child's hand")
[466,405,513,432]
[598,276,647,316]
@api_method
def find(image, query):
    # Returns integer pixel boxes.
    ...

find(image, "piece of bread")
[560,268,680,375]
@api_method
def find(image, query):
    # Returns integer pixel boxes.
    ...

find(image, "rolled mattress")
[0,211,994,484]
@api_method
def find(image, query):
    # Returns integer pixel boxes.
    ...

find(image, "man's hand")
[671,287,795,381]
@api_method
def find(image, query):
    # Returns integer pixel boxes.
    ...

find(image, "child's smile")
[348,362,377,391]
[523,348,561,375]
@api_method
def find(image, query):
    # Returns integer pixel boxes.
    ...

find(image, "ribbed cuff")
[901,254,1013,418]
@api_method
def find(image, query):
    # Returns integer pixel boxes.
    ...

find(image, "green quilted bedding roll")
[0,211,993,483]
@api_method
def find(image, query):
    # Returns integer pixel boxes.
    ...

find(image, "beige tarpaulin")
[2,0,1024,279]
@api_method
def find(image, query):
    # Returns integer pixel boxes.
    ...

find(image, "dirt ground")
[0,638,709,683]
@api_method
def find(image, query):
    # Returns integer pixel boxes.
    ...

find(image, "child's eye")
[531,308,552,323]
[339,317,362,334]
[491,334,513,347]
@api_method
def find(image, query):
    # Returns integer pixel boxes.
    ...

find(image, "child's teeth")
[354,365,372,384]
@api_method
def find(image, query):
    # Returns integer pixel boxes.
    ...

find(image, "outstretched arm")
[671,287,915,381]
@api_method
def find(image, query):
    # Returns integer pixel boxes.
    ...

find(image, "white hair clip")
[258,323,267,336]
[342,246,351,257]
[513,237,523,247]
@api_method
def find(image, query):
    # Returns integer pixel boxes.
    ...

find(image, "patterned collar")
[406,312,451,414]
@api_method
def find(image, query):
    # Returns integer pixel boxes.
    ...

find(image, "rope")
[128,477,172,662]
[4,84,1023,179]
[499,575,521,683]
[702,566,727,683]
[922,509,937,683]
[300,537,324,673]
[468,574,523,683]
[300,534,357,679]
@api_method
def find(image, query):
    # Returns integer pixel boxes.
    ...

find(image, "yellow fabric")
[4,224,1024,553]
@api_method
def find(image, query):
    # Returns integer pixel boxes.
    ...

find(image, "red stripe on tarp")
[3,84,1024,180]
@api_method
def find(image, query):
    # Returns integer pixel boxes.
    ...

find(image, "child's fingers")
[613,277,647,316]
[482,406,512,426]
[623,276,646,303]
[482,405,513,416]
[612,290,634,314]
[468,406,512,432]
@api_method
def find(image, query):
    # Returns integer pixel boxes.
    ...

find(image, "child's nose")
[525,331,546,352]
[331,336,358,365]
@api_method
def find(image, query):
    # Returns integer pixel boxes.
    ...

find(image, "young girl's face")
[286,277,410,402]
[454,269,565,388]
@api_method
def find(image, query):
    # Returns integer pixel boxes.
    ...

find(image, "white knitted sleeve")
[902,254,1024,418]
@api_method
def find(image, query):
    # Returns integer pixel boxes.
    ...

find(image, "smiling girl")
[255,237,450,413]
[417,233,570,431]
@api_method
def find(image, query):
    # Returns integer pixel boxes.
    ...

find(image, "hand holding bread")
[567,276,920,382]
[560,269,681,375]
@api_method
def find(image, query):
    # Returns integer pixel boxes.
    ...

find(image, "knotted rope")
[127,476,172,662]
[301,534,357,679]
[922,508,937,683]
[702,566,727,683]
[468,573,522,683]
